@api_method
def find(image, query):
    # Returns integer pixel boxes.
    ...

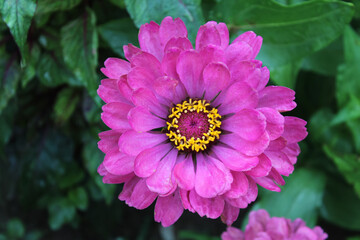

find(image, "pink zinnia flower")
[97,16,307,227]
[221,209,328,240]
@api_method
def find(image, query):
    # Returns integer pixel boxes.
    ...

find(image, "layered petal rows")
[97,16,308,227]
[221,209,327,240]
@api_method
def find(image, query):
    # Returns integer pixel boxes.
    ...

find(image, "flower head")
[221,209,328,240]
[97,16,308,227]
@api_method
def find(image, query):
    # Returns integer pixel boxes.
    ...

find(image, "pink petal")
[130,52,162,77]
[233,31,263,59]
[266,217,291,239]
[200,45,226,64]
[146,149,178,195]
[282,117,308,143]
[195,154,233,198]
[161,48,181,79]
[267,137,287,151]
[173,155,195,190]
[245,154,272,178]
[159,16,187,46]
[252,176,281,192]
[176,50,204,97]
[189,190,225,219]
[179,189,195,213]
[293,226,320,240]
[269,168,285,186]
[101,58,131,79]
[248,209,270,226]
[212,145,259,171]
[128,106,165,133]
[242,177,258,203]
[134,143,172,178]
[101,102,132,130]
[98,130,122,154]
[258,107,285,140]
[225,196,249,208]
[203,62,231,100]
[225,171,249,198]
[117,75,133,101]
[265,151,294,176]
[283,143,300,165]
[127,67,156,91]
[258,86,297,112]
[216,81,258,115]
[119,178,157,209]
[131,88,167,117]
[118,130,167,156]
[138,21,162,60]
[103,172,134,184]
[222,109,266,141]
[97,163,107,176]
[123,44,142,61]
[98,79,125,104]
[155,190,184,227]
[220,132,270,156]
[103,151,135,175]
[164,37,193,52]
[196,21,229,50]
[225,41,253,70]
[153,76,183,103]
[221,226,244,240]
[221,204,240,226]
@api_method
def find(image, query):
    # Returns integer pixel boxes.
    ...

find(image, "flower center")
[165,99,222,152]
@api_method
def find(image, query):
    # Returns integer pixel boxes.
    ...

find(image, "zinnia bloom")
[221,209,328,240]
[97,16,307,226]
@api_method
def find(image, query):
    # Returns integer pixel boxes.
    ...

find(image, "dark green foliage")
[0,0,360,239]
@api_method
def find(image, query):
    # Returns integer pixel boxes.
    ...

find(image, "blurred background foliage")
[0,0,359,239]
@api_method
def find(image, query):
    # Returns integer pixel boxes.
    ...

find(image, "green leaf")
[6,218,25,239]
[68,187,88,211]
[98,18,138,57]
[331,96,360,126]
[36,0,81,14]
[336,26,360,107]
[37,52,79,87]
[252,168,326,227]
[320,177,360,230]
[213,0,354,69]
[324,145,360,198]
[302,37,344,76]
[53,88,80,125]
[108,0,125,8]
[0,54,20,115]
[124,0,204,42]
[0,0,37,65]
[348,237,360,240]
[48,198,76,230]
[21,44,40,87]
[270,59,302,88]
[61,8,98,98]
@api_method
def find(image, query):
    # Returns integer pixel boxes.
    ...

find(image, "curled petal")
[134,143,172,178]
[233,31,263,59]
[103,151,135,176]
[282,117,308,143]
[146,149,178,195]
[195,154,233,198]
[101,102,132,130]
[98,130,123,154]
[159,16,187,46]
[222,109,266,141]
[225,171,249,198]
[258,107,285,140]
[258,86,297,112]
[155,190,184,227]
[119,178,157,209]
[139,21,162,60]
[245,154,272,178]
[101,58,131,79]
[196,21,229,50]
[189,190,225,219]
[173,155,196,191]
